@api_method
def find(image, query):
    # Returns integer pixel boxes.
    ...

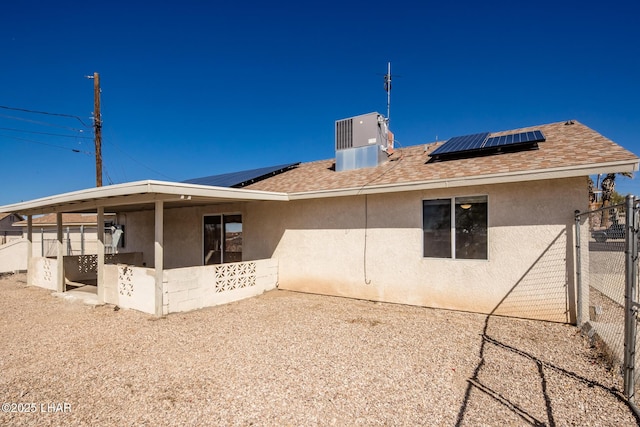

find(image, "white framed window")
[422,195,488,259]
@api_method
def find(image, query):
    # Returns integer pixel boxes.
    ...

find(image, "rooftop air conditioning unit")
[335,112,392,172]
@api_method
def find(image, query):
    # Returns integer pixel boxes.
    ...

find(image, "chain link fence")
[576,197,640,408]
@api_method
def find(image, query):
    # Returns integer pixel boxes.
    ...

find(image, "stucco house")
[0,118,637,323]
[0,213,26,273]
[0,213,23,245]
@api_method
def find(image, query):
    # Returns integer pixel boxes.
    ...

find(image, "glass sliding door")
[223,214,242,263]
[204,215,222,265]
[203,214,242,265]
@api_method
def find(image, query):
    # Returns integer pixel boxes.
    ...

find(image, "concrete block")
[589,305,603,322]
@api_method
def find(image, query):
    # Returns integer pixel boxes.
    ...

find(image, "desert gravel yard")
[0,273,637,426]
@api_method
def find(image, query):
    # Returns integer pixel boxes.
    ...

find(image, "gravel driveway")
[0,273,637,426]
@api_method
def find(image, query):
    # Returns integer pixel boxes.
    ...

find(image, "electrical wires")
[0,104,93,156]
[1,101,178,185]
[0,105,91,128]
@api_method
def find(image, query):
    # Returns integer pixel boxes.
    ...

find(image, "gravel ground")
[0,273,637,426]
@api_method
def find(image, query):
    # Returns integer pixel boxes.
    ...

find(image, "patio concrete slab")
[53,284,100,306]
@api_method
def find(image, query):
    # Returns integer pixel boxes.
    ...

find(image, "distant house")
[0,213,24,245]
[0,118,637,323]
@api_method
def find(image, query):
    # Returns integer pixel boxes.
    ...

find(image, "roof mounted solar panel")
[429,129,545,161]
[183,163,299,188]
[429,132,490,157]
[483,130,545,148]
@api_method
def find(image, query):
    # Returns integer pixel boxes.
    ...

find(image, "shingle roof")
[0,213,22,222]
[244,121,638,194]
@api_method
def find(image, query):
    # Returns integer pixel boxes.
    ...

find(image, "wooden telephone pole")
[87,72,102,187]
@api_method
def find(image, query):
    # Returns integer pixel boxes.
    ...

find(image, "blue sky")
[1,0,639,205]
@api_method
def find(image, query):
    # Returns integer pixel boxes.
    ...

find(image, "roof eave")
[0,180,290,215]
[2,159,638,212]
[288,159,639,200]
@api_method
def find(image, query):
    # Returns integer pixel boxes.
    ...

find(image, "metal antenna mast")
[384,62,391,123]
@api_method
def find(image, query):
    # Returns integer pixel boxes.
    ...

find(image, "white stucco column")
[96,207,105,303]
[56,212,64,292]
[26,215,32,285]
[154,200,164,316]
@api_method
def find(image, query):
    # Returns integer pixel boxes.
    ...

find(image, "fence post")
[624,194,637,401]
[575,210,583,326]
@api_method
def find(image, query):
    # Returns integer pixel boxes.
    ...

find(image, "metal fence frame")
[41,226,121,257]
[575,195,640,409]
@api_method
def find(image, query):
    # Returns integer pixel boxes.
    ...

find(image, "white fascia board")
[288,159,639,200]
[0,180,289,215]
[142,180,289,200]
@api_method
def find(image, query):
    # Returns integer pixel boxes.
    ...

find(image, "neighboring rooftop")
[13,213,115,227]
[0,213,23,222]
[244,121,639,195]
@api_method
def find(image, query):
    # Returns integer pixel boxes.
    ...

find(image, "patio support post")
[154,200,164,316]
[66,227,71,255]
[97,207,105,304]
[26,215,32,285]
[56,212,64,292]
[80,225,85,255]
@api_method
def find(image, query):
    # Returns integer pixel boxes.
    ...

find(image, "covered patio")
[0,180,288,315]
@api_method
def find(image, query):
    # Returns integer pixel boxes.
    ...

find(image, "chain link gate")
[575,195,640,410]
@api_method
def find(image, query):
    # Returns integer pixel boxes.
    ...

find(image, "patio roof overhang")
[0,180,290,216]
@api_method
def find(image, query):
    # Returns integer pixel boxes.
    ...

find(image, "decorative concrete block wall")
[163,258,278,314]
[29,257,57,291]
[103,264,156,314]
[64,252,143,282]
[28,257,278,316]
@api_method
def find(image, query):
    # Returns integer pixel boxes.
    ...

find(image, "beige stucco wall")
[108,177,587,322]
[0,239,27,273]
[121,203,248,269]
[243,177,588,323]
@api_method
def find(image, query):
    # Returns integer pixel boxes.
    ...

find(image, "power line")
[101,137,177,180]
[0,126,93,139]
[103,164,115,185]
[0,133,94,155]
[0,105,92,128]
[0,113,88,133]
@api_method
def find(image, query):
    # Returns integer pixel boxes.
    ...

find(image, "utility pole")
[86,72,102,187]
